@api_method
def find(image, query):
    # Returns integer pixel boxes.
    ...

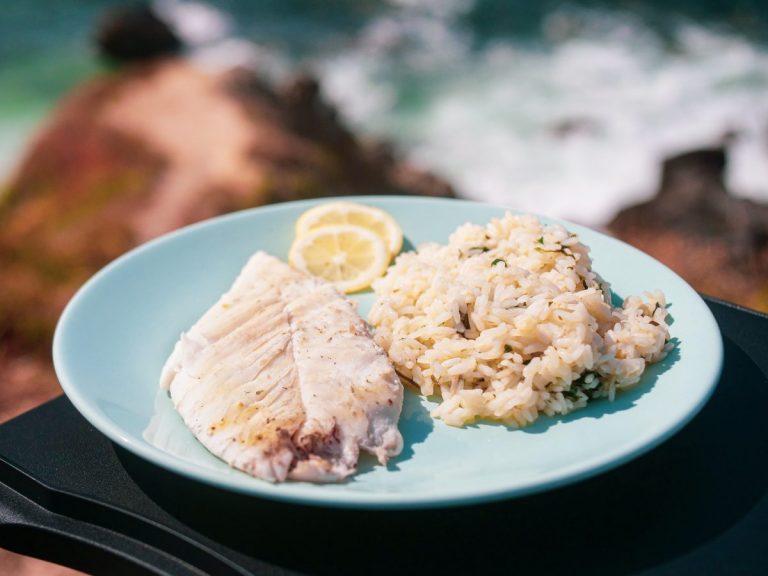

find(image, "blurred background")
[1,1,767,572]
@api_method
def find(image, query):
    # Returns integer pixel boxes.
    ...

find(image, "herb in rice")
[368,213,672,427]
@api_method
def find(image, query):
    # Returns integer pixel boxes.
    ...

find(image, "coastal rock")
[0,59,454,422]
[608,148,768,311]
[96,4,182,63]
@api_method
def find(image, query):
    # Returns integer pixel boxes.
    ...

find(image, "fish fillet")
[159,252,403,482]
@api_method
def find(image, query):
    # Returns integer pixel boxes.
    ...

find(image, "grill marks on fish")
[160,252,403,483]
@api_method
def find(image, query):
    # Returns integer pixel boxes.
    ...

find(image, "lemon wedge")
[295,201,403,257]
[288,224,390,293]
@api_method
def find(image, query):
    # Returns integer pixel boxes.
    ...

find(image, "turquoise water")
[0,1,101,174]
[1,0,767,222]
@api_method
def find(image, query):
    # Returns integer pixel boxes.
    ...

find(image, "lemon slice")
[288,224,390,293]
[295,201,403,257]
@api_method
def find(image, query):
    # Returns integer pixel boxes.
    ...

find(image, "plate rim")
[53,195,724,508]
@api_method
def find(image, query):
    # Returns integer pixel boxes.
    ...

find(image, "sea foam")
[317,1,768,225]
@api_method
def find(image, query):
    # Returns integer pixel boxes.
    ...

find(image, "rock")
[0,59,454,422]
[608,147,768,311]
[96,4,182,63]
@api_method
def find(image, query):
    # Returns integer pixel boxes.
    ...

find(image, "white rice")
[368,213,671,427]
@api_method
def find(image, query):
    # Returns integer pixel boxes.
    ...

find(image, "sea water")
[1,0,767,225]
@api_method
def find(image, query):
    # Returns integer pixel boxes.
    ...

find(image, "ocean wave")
[2,0,766,225]
[317,3,768,224]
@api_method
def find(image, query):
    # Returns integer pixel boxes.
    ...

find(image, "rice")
[368,213,671,427]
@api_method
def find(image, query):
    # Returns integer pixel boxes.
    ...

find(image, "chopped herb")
[537,237,544,244]
[492,258,507,267]
[537,245,569,255]
[470,246,490,252]
[563,389,580,401]
[568,371,602,400]
[648,303,663,325]
[504,344,512,353]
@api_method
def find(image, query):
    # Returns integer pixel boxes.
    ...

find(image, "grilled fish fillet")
[159,252,403,482]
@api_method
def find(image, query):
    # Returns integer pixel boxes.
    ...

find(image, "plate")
[53,196,722,508]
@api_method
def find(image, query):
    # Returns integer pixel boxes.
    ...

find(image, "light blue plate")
[53,196,722,508]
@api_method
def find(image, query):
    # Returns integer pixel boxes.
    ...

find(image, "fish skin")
[160,251,403,482]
